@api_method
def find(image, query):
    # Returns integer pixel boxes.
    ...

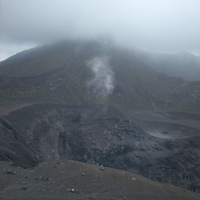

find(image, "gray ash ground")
[0,103,200,199]
[0,159,199,200]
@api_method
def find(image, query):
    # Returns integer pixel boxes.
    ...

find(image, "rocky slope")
[0,40,200,113]
[1,103,200,193]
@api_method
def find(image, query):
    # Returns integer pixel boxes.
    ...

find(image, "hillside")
[0,103,200,195]
[0,40,200,114]
[0,40,200,198]
[1,158,199,200]
[133,49,200,81]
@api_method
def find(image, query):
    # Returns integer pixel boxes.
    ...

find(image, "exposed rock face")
[0,103,200,192]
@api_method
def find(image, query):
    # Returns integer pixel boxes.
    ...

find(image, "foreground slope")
[1,158,199,200]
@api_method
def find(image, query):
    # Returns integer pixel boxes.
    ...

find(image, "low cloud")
[1,0,200,59]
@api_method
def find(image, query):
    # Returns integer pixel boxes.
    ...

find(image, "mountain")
[0,40,200,114]
[133,49,200,81]
[0,40,200,198]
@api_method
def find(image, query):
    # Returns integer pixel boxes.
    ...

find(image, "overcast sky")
[1,0,200,61]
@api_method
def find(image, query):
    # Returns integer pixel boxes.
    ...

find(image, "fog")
[1,0,200,61]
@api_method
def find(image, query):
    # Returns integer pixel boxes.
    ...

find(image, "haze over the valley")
[1,0,200,61]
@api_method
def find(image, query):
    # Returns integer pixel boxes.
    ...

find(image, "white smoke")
[87,56,115,98]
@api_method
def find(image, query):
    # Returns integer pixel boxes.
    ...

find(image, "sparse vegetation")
[0,41,200,114]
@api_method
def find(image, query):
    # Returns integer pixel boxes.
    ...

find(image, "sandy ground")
[145,129,182,139]
[132,110,200,130]
[0,158,199,200]
[131,110,200,139]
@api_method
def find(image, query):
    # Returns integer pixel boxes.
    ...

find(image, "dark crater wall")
[0,103,200,192]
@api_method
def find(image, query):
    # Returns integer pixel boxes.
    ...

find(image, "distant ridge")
[133,49,200,81]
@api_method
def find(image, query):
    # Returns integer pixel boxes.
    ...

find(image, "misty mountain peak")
[175,51,196,58]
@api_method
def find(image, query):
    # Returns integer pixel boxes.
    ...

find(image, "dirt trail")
[0,103,39,116]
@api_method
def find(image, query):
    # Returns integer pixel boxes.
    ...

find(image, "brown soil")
[0,103,37,116]
[0,158,199,200]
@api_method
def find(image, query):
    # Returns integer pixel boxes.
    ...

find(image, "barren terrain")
[0,158,199,200]
[0,103,200,200]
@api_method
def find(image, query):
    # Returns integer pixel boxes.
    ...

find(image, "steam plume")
[87,56,114,98]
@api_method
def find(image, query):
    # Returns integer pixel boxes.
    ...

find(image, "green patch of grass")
[174,130,182,134]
